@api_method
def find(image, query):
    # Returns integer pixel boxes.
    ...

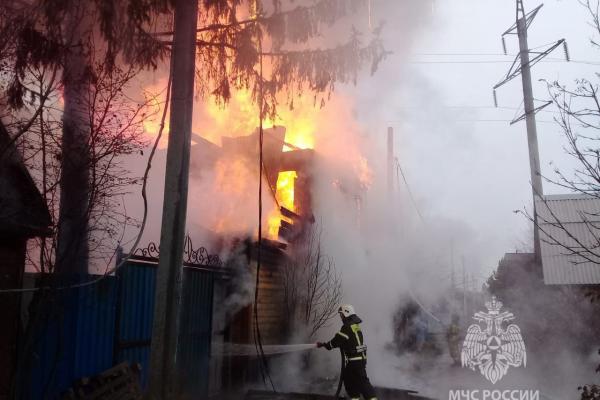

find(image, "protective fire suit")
[446,321,461,365]
[322,314,377,400]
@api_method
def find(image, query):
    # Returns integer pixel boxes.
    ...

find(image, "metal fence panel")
[25,275,117,399]
[73,278,117,378]
[114,260,157,388]
[179,268,215,398]
[25,253,219,398]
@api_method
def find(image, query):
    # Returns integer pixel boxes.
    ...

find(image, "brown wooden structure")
[0,120,52,400]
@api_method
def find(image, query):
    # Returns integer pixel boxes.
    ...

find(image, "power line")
[408,60,523,64]
[402,52,600,66]
[411,41,570,56]
[405,59,599,65]
[413,52,510,56]
[454,119,555,123]
[394,158,425,224]
[387,118,557,124]
[394,105,560,114]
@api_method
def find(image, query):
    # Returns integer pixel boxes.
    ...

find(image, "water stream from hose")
[214,343,317,356]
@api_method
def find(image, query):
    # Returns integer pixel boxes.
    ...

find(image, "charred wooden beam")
[280,206,301,221]
[279,148,314,171]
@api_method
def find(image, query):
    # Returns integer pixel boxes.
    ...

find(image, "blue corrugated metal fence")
[180,267,215,397]
[113,259,157,389]
[25,276,117,399]
[24,255,220,399]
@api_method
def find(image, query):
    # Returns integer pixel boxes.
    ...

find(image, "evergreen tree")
[2,0,167,274]
[1,0,385,274]
[190,0,385,118]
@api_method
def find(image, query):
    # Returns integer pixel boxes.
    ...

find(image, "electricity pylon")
[493,0,569,260]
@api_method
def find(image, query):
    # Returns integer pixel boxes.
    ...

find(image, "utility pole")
[516,10,543,200]
[148,0,198,397]
[462,256,466,318]
[450,243,455,291]
[387,127,394,196]
[494,0,568,261]
[367,0,373,31]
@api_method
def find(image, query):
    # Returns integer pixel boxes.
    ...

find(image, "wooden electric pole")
[148,0,198,397]
[387,127,394,196]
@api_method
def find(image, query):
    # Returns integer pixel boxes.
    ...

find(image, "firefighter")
[446,313,461,366]
[317,304,377,400]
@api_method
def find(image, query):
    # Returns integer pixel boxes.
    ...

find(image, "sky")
[345,0,600,281]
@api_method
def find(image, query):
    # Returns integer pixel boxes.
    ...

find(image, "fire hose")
[214,343,317,356]
[334,348,344,399]
[215,343,344,399]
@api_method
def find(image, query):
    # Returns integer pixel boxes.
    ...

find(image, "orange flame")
[142,82,369,241]
[200,89,315,241]
[201,89,316,152]
[142,78,170,149]
[356,156,373,190]
[276,171,297,211]
[267,170,298,238]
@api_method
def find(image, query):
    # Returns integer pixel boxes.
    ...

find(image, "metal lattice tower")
[516,0,525,20]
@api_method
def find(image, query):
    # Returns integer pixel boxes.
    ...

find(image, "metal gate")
[113,240,225,394]
[180,267,215,397]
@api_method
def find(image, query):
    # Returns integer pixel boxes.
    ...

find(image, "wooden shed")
[0,120,52,399]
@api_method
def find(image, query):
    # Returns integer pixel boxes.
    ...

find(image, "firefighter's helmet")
[338,304,356,318]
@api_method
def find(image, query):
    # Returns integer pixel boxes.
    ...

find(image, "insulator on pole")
[493,89,498,107]
[563,41,570,62]
[502,36,507,55]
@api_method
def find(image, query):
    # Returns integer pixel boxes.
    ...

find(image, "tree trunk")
[55,8,91,275]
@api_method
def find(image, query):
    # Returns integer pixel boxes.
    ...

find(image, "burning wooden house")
[191,126,315,243]
[188,126,319,391]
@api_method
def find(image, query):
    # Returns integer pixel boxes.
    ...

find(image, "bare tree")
[542,1,600,197]
[282,224,342,341]
[151,0,388,123]
[12,62,157,274]
[1,0,167,275]
[4,60,158,399]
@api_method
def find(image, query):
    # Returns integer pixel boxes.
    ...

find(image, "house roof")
[0,120,52,238]
[535,193,600,285]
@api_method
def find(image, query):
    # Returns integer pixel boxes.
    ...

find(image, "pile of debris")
[63,362,142,400]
